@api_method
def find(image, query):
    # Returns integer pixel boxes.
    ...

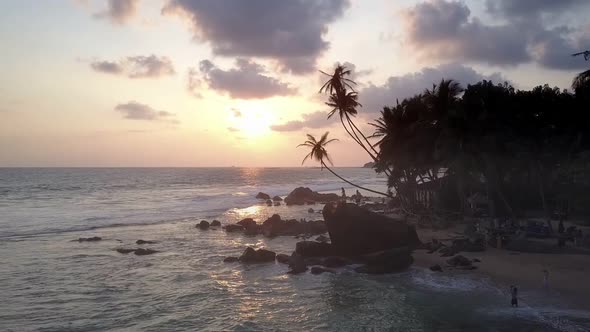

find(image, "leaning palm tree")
[320,64,389,175]
[298,132,391,197]
[573,69,590,92]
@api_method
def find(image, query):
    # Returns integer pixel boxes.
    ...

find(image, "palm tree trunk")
[347,114,381,157]
[340,116,362,146]
[321,161,392,197]
[344,115,377,161]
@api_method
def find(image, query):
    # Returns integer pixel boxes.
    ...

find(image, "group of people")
[341,188,362,204]
[509,270,550,308]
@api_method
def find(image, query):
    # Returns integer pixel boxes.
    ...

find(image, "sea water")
[1,168,589,331]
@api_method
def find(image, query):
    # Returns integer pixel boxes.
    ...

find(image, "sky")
[1,0,589,167]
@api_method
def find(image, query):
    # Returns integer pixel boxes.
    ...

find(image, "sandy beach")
[413,225,590,310]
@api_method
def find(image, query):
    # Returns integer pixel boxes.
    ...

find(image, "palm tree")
[298,132,391,197]
[320,65,385,173]
[573,69,590,93]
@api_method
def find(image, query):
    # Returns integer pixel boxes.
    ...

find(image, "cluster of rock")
[196,220,222,230]
[422,236,485,257]
[77,236,102,242]
[219,214,327,237]
[116,248,159,255]
[223,203,422,275]
[429,255,480,272]
[256,192,283,206]
[283,187,340,205]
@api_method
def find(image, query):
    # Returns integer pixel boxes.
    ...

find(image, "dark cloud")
[195,58,297,99]
[94,0,139,24]
[115,101,177,123]
[162,0,350,74]
[402,0,590,70]
[360,63,507,113]
[270,111,328,132]
[90,55,175,78]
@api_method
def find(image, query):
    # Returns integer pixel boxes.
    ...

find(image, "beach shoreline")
[412,225,590,311]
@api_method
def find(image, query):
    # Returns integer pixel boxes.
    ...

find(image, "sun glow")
[228,103,275,138]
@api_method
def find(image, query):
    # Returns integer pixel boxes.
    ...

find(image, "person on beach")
[510,285,518,307]
[341,187,346,200]
[543,270,549,289]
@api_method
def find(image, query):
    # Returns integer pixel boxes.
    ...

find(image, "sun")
[228,103,274,138]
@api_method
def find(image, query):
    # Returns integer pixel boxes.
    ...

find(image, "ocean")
[1,168,589,331]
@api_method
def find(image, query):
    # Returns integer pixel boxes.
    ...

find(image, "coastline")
[412,226,590,311]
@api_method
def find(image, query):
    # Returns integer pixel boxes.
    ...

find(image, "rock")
[244,226,260,236]
[256,192,270,200]
[223,256,239,263]
[238,247,276,263]
[276,254,290,264]
[295,241,333,257]
[446,255,472,267]
[287,253,308,274]
[116,248,136,254]
[237,218,257,229]
[266,199,273,206]
[457,265,477,270]
[306,220,328,234]
[304,257,324,266]
[134,248,158,255]
[311,266,336,275]
[473,258,481,263]
[274,202,281,206]
[272,196,283,202]
[308,208,314,213]
[315,234,329,243]
[322,256,350,268]
[136,240,156,245]
[211,220,221,227]
[438,246,456,257]
[430,264,443,272]
[322,202,421,256]
[353,247,413,274]
[284,187,339,205]
[78,236,102,242]
[451,238,485,252]
[197,220,210,230]
[223,224,244,232]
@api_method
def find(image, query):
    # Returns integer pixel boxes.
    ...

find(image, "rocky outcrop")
[446,255,472,267]
[197,220,210,230]
[266,199,273,206]
[211,220,221,227]
[256,192,271,200]
[284,187,339,205]
[78,236,102,242]
[272,196,283,202]
[238,247,276,263]
[116,248,136,254]
[276,254,290,264]
[223,224,244,232]
[223,256,239,263]
[430,264,443,272]
[295,241,333,257]
[287,252,308,274]
[315,235,329,243]
[237,218,257,229]
[310,266,336,275]
[134,248,158,255]
[353,247,413,274]
[136,240,156,245]
[322,202,421,256]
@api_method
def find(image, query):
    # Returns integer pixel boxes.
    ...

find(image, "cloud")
[187,68,202,97]
[359,63,507,113]
[270,111,328,132]
[231,108,242,118]
[115,101,177,123]
[94,0,139,24]
[90,55,175,78]
[401,0,590,70]
[227,127,239,132]
[194,58,297,99]
[162,0,350,74]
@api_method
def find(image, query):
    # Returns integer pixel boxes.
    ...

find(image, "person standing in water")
[341,187,346,201]
[510,285,518,307]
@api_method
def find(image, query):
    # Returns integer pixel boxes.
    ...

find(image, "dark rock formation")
[223,256,239,263]
[287,253,308,274]
[223,224,244,232]
[266,199,273,206]
[272,196,283,202]
[211,220,221,227]
[430,264,443,272]
[311,266,335,275]
[256,192,270,200]
[295,241,333,257]
[284,187,339,205]
[322,202,421,256]
[238,247,276,263]
[197,220,210,230]
[439,247,457,257]
[237,218,256,229]
[322,256,350,268]
[116,248,136,254]
[276,254,290,264]
[308,208,314,213]
[274,202,281,206]
[136,240,156,245]
[134,248,158,255]
[78,236,102,242]
[473,258,481,263]
[353,247,413,274]
[315,234,329,243]
[446,255,472,267]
